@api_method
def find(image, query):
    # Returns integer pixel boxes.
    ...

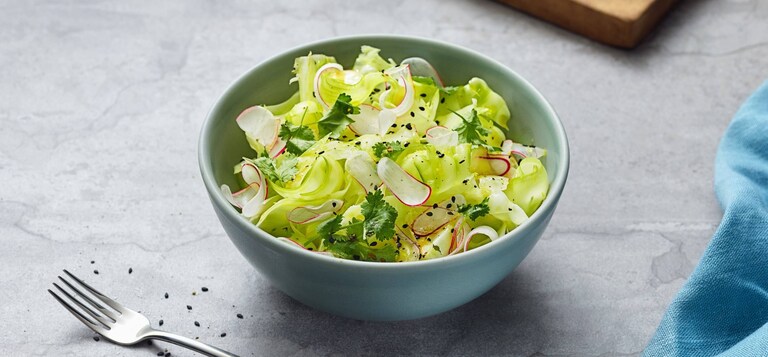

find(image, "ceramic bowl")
[199,35,569,321]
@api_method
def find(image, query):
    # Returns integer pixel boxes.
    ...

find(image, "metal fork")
[48,270,239,357]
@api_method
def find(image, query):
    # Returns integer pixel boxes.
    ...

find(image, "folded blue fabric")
[644,81,768,356]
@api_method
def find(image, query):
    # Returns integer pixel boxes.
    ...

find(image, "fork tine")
[58,276,118,321]
[48,288,106,335]
[53,282,113,328]
[63,269,126,313]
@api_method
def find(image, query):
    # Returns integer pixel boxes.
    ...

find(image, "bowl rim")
[199,34,569,269]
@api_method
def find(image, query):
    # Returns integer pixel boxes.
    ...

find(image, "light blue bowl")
[199,35,569,321]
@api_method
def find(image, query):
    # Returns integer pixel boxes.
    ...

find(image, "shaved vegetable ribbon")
[221,46,549,262]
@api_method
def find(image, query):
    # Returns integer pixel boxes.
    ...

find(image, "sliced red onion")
[345,152,381,192]
[287,199,344,224]
[378,65,414,117]
[236,105,279,149]
[425,126,458,147]
[412,207,454,236]
[377,157,431,206]
[313,63,344,109]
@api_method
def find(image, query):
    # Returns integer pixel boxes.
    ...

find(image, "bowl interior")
[202,35,567,247]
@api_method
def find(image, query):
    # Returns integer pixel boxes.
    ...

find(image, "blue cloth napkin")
[644,81,768,356]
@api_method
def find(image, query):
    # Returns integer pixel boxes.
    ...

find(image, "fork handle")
[148,330,239,357]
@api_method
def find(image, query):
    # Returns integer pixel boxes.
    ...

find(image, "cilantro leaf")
[372,141,405,159]
[318,93,359,138]
[279,122,316,155]
[361,189,397,241]
[457,197,490,221]
[317,214,343,239]
[251,154,299,183]
[324,240,398,262]
[454,109,490,147]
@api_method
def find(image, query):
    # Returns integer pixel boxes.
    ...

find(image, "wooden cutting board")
[496,0,679,48]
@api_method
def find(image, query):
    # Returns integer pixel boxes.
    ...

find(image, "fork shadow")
[245,266,552,355]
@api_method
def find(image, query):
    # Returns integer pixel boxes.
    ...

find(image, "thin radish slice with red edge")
[447,218,467,255]
[236,106,279,148]
[268,138,287,158]
[461,226,499,252]
[425,126,458,147]
[505,141,546,159]
[287,199,344,224]
[412,207,454,236]
[313,63,344,109]
[378,109,397,135]
[471,149,512,176]
[276,237,333,256]
[349,104,381,135]
[241,180,267,218]
[345,153,381,192]
[379,65,414,117]
[241,163,262,185]
[401,57,444,87]
[377,157,431,207]
[396,228,421,261]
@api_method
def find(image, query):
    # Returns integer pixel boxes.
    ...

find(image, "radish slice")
[220,183,258,208]
[447,218,467,255]
[268,138,287,158]
[461,226,499,252]
[401,57,444,87]
[236,106,279,149]
[241,163,262,185]
[377,157,431,206]
[379,65,414,117]
[349,104,395,136]
[471,149,512,176]
[276,237,333,256]
[396,228,421,261]
[287,199,344,224]
[412,207,454,236]
[503,140,546,159]
[345,153,381,192]
[313,63,344,109]
[425,126,458,147]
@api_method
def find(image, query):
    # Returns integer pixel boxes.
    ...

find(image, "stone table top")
[2,0,767,356]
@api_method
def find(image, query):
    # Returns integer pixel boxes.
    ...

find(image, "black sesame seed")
[164,292,169,299]
[459,160,465,164]
[201,287,208,292]
[332,202,337,207]
[369,241,378,246]
[90,260,94,264]
[128,267,132,274]
[165,353,171,357]
[432,203,438,209]
[410,111,415,117]
[420,93,427,98]
[237,313,243,319]
[419,106,425,111]
[441,97,445,103]
[447,211,455,215]
[396,242,402,248]
[402,224,409,228]
[447,203,452,208]
[93,270,99,275]
[462,179,469,184]
[221,333,227,337]
[355,141,361,145]
[157,352,164,356]
[187,305,192,310]
[451,196,456,202]
[426,212,433,217]
[404,142,410,147]
[405,123,413,130]
[435,120,441,125]
[318,151,325,155]
[391,123,397,128]
[194,321,200,327]
[159,319,164,326]
[93,336,99,342]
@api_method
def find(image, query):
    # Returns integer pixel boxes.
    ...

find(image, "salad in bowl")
[220,46,549,262]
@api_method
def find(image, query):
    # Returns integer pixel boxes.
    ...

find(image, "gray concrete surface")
[2,0,767,355]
